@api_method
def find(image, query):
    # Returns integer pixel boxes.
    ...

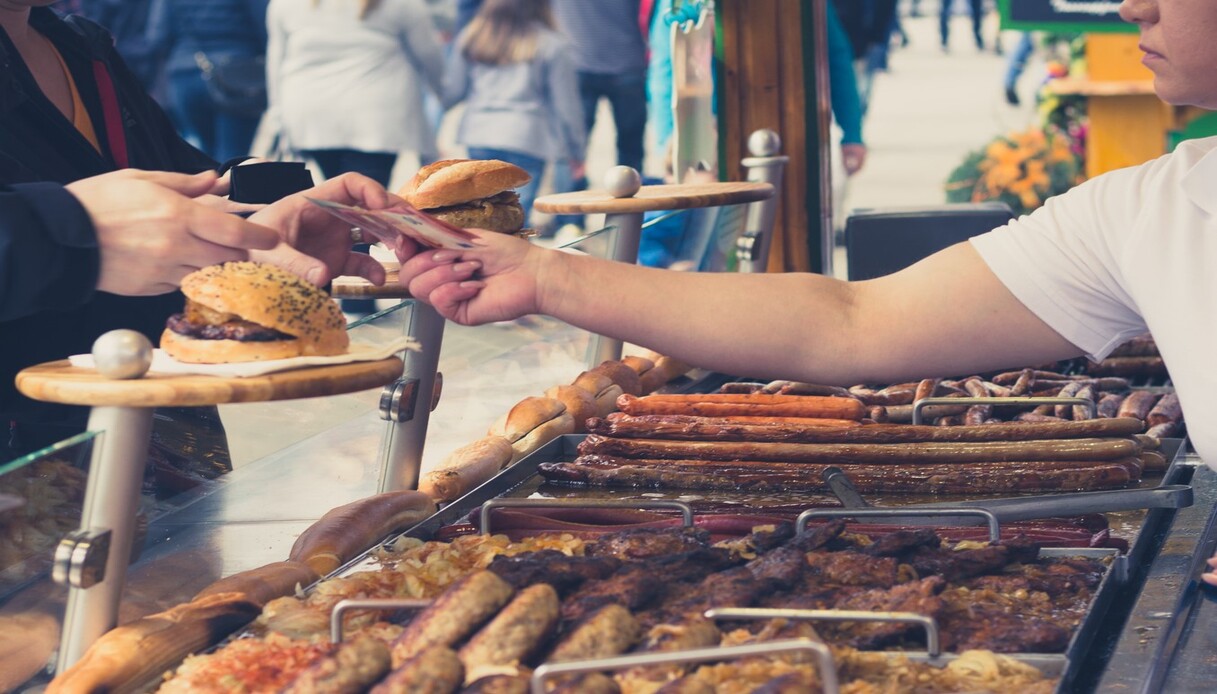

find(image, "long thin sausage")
[616,394,866,420]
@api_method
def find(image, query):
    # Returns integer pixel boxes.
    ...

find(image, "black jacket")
[1,8,216,454]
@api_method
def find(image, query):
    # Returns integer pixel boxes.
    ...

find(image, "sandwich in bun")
[161,262,348,363]
[400,159,532,235]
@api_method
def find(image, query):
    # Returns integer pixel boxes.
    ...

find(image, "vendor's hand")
[66,169,280,296]
[1203,555,1217,587]
[395,229,547,325]
[246,172,396,286]
[570,160,586,182]
[841,143,868,176]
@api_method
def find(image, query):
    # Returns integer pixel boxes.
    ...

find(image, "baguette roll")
[289,491,437,577]
[544,385,599,433]
[590,360,643,396]
[193,560,320,608]
[509,411,575,464]
[489,397,567,443]
[419,436,515,503]
[572,371,626,418]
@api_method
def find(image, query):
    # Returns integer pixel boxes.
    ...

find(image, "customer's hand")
[247,173,396,286]
[66,169,279,296]
[1203,554,1217,587]
[395,229,546,325]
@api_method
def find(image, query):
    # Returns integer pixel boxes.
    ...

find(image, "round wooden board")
[16,357,403,408]
[332,262,411,299]
[534,181,774,215]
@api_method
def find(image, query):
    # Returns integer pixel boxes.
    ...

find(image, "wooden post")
[1083,34,1172,178]
[718,0,827,273]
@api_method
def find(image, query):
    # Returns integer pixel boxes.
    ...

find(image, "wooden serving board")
[533,181,774,215]
[15,357,403,408]
[331,262,409,299]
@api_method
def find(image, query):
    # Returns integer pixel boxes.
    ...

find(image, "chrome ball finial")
[603,166,642,198]
[91,329,153,380]
[748,129,782,157]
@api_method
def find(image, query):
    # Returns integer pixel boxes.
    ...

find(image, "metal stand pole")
[377,302,445,492]
[56,406,153,670]
[585,209,644,369]
[737,129,789,274]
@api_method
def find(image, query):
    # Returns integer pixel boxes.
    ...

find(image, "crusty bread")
[543,385,599,433]
[192,561,320,608]
[419,436,515,502]
[402,159,532,210]
[621,355,656,377]
[288,491,437,576]
[590,360,643,396]
[488,397,568,443]
[168,262,348,362]
[571,371,625,418]
[509,411,575,464]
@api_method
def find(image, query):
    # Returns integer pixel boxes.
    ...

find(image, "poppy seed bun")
[402,159,532,210]
[162,262,348,363]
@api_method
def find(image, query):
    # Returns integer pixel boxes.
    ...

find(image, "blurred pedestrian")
[1003,31,1035,105]
[939,0,984,52]
[150,0,269,162]
[832,0,897,118]
[444,0,585,228]
[553,0,648,174]
[267,0,444,314]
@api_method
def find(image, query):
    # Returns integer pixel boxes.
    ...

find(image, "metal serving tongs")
[820,466,1192,525]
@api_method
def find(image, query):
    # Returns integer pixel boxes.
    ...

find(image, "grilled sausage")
[459,584,560,679]
[1116,391,1160,421]
[577,434,1139,464]
[370,646,463,694]
[281,636,391,694]
[391,571,515,665]
[1147,393,1182,427]
[548,605,641,662]
[616,393,866,420]
[1096,392,1129,419]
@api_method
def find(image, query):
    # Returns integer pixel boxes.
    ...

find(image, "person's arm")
[398,236,1082,385]
[395,0,447,99]
[0,183,100,322]
[546,38,587,165]
[441,31,471,110]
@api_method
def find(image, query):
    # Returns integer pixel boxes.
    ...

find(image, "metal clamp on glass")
[530,639,838,694]
[378,378,419,423]
[479,498,694,536]
[53,528,111,589]
[705,607,942,657]
[911,396,1098,425]
[797,507,1002,543]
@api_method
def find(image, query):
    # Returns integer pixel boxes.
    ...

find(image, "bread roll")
[288,491,437,576]
[402,159,532,210]
[419,436,515,502]
[621,355,656,377]
[192,561,320,608]
[489,397,567,443]
[509,412,575,464]
[571,371,625,418]
[590,360,643,396]
[543,385,599,433]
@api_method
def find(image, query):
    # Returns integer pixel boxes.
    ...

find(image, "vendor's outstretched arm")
[398,233,1082,385]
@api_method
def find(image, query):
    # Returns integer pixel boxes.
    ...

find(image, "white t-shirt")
[971,135,1217,465]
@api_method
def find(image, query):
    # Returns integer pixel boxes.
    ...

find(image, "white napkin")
[69,337,419,378]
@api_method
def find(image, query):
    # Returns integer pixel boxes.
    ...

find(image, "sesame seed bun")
[162,262,348,363]
[401,159,532,210]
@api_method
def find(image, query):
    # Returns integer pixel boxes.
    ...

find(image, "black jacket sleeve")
[0,183,99,322]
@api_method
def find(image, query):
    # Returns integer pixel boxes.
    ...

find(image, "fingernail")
[432,250,459,262]
[455,260,481,273]
[306,267,324,285]
[459,280,485,289]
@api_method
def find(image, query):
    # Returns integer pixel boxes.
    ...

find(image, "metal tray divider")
[479,498,694,535]
[796,507,1002,542]
[329,598,431,643]
[704,607,941,657]
[911,397,1097,425]
[530,638,839,694]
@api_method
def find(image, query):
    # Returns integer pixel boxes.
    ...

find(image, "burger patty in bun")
[161,262,348,363]
[426,190,525,234]
[401,159,532,235]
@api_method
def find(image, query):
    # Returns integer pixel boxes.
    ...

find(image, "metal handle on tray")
[479,498,695,535]
[530,638,838,694]
[911,397,1097,425]
[705,607,941,658]
[330,598,431,643]
[797,507,1002,543]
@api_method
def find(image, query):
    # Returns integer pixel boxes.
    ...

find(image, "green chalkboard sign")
[997,0,1137,33]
